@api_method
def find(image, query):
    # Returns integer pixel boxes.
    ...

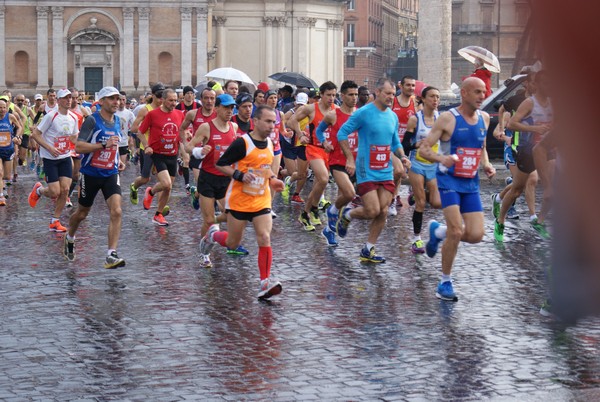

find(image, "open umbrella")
[269,72,318,89]
[205,67,255,86]
[458,46,501,73]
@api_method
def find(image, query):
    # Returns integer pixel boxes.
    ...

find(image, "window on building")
[346,54,356,68]
[347,23,355,46]
[14,51,29,84]
[158,52,173,85]
[348,0,355,10]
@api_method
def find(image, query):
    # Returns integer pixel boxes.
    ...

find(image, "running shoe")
[318,198,332,211]
[531,218,551,240]
[408,191,415,206]
[336,206,352,238]
[426,220,441,258]
[185,184,191,195]
[359,245,386,263]
[143,187,153,210]
[200,224,219,255]
[199,254,212,268]
[29,160,36,171]
[191,192,200,210]
[491,193,500,219]
[350,195,362,208]
[63,236,75,261]
[506,205,520,220]
[309,209,321,226]
[436,281,458,301]
[0,195,6,206]
[177,157,184,176]
[227,245,250,255]
[104,251,126,269]
[162,205,170,217]
[494,219,505,242]
[258,277,282,300]
[153,213,168,226]
[28,182,42,208]
[411,239,425,254]
[281,176,291,202]
[326,205,339,232]
[49,220,67,232]
[291,194,304,204]
[505,176,513,186]
[129,183,138,205]
[321,226,338,247]
[65,197,73,208]
[298,212,315,232]
[388,201,398,216]
[539,298,554,317]
[271,210,278,219]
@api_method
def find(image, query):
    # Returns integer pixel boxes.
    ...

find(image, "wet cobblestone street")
[1,165,600,401]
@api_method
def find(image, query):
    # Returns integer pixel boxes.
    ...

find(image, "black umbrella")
[269,72,318,89]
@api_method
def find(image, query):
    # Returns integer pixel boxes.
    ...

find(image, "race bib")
[213,144,229,163]
[453,147,482,178]
[0,132,11,147]
[54,135,71,155]
[242,168,270,196]
[348,132,358,157]
[90,148,117,170]
[398,124,407,142]
[369,145,391,170]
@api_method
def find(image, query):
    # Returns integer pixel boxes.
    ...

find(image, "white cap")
[296,92,308,105]
[98,86,120,99]
[34,94,43,101]
[57,88,71,99]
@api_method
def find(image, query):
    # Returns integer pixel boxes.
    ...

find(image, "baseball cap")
[57,88,72,99]
[34,94,43,101]
[308,89,320,99]
[215,93,236,107]
[257,82,270,92]
[97,86,120,99]
[151,82,166,95]
[296,92,308,105]
[183,85,195,95]
[265,90,278,99]
[236,93,253,106]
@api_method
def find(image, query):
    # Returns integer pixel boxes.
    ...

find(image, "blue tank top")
[436,108,486,193]
[0,112,15,153]
[80,112,121,177]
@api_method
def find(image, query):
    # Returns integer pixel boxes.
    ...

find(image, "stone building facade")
[0,0,346,97]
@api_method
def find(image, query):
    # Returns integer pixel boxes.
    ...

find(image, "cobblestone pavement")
[1,164,599,401]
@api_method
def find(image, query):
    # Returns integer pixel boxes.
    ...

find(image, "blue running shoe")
[336,206,352,238]
[191,194,200,210]
[426,220,441,258]
[326,205,339,232]
[506,205,520,220]
[321,226,338,247]
[227,245,250,255]
[359,245,385,263]
[436,281,458,301]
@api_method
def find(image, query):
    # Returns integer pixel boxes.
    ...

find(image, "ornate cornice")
[181,7,193,21]
[139,7,150,19]
[213,16,227,26]
[123,7,135,19]
[297,17,317,28]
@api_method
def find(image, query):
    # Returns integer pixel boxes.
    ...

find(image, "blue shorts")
[280,136,297,160]
[0,149,15,162]
[504,145,515,170]
[439,188,482,213]
[410,159,437,182]
[43,157,73,183]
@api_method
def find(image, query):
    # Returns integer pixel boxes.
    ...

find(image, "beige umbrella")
[458,46,501,73]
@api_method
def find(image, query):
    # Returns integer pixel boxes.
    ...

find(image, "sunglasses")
[154,91,163,99]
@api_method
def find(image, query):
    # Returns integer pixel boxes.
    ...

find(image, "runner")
[401,86,442,254]
[264,90,286,217]
[184,93,248,267]
[13,94,31,170]
[419,77,496,301]
[316,80,359,247]
[138,89,185,226]
[115,92,135,168]
[334,78,411,262]
[64,86,126,268]
[200,105,284,299]
[280,92,308,202]
[66,87,90,207]
[0,99,23,205]
[29,89,79,232]
[175,86,201,192]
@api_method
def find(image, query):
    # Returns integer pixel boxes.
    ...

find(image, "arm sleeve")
[337,108,362,142]
[315,120,329,143]
[402,131,416,153]
[77,116,97,142]
[216,137,247,167]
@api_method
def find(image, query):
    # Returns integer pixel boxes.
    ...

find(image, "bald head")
[460,77,487,111]
[462,77,486,90]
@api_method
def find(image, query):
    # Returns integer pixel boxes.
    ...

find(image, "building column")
[51,6,65,88]
[214,16,227,67]
[264,17,275,78]
[276,16,287,72]
[418,0,455,102]
[138,7,150,90]
[296,17,316,76]
[181,7,192,86]
[36,6,49,90]
[122,7,135,91]
[0,6,5,88]
[326,19,337,81]
[196,7,208,84]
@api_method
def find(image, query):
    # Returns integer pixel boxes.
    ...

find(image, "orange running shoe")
[28,182,42,208]
[49,220,67,232]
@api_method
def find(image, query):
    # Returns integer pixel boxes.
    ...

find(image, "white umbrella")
[458,46,501,73]
[205,67,255,86]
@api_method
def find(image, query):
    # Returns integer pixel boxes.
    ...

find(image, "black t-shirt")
[216,135,268,167]
[235,117,252,134]
[503,91,527,114]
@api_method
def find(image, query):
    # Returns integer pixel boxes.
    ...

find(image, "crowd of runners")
[0,71,553,302]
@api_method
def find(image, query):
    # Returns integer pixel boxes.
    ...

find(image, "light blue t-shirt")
[337,102,401,184]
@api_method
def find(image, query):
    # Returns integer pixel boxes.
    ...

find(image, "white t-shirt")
[37,110,79,160]
[116,108,135,147]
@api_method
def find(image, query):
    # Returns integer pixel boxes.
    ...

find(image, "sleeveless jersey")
[80,111,121,177]
[232,114,254,137]
[391,95,416,142]
[270,110,283,151]
[437,108,487,193]
[0,112,15,152]
[309,103,335,147]
[412,110,439,164]
[328,108,357,167]
[201,120,236,176]
[139,103,154,151]
[20,106,32,135]
[520,95,553,147]
[175,100,200,115]
[225,134,274,213]
[192,109,217,133]
[292,107,310,147]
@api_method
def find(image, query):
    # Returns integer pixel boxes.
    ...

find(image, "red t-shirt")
[139,108,184,156]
